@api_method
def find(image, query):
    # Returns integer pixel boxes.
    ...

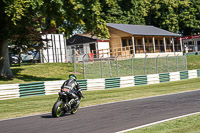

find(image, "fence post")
[101,57,103,78]
[83,54,86,79]
[145,55,148,75]
[176,54,179,71]
[116,56,119,77]
[73,48,76,73]
[166,54,169,72]
[131,56,134,76]
[156,55,160,74]
[108,57,112,77]
[185,55,187,70]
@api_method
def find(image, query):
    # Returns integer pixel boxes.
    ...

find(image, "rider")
[61,74,84,109]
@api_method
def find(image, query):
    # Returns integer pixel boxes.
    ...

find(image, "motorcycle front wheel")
[71,104,79,114]
[52,101,65,117]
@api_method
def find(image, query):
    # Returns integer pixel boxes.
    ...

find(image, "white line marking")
[116,112,200,133]
[0,89,200,122]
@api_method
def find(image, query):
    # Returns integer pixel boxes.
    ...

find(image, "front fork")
[56,97,69,112]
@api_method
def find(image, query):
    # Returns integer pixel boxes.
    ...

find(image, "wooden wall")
[108,27,132,49]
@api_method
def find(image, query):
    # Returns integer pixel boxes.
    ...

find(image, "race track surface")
[1,90,200,133]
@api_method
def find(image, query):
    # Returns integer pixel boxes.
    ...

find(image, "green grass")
[128,113,200,133]
[0,77,200,120]
[187,55,200,70]
[0,63,84,84]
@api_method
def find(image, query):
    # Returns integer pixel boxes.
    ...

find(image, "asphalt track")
[1,90,200,133]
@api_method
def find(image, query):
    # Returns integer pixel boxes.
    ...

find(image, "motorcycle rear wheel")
[52,101,65,117]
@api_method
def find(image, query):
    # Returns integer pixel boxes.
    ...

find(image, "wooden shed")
[106,23,183,58]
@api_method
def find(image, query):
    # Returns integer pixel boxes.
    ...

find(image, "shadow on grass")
[16,74,62,82]
[9,68,62,82]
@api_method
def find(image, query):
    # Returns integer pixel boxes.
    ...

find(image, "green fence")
[134,75,147,86]
[77,80,87,90]
[159,73,170,83]
[180,71,189,80]
[19,82,45,97]
[105,78,120,89]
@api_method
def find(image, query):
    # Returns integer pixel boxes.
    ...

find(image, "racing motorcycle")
[52,88,83,117]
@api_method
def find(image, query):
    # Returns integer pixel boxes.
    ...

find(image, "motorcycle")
[52,88,84,117]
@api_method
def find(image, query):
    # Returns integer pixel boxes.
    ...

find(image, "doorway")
[89,43,96,58]
[197,41,200,51]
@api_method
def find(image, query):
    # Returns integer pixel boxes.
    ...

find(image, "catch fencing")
[80,55,187,79]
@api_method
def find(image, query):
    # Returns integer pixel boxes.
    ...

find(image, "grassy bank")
[187,55,200,70]
[130,113,200,133]
[0,77,200,120]
[0,63,83,84]
[0,55,200,84]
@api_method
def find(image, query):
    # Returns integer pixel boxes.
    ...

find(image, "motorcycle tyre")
[70,104,79,114]
[52,101,65,117]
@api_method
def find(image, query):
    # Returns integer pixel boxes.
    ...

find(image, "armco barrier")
[77,80,87,90]
[180,71,189,80]
[0,69,200,100]
[159,73,170,83]
[19,82,45,97]
[134,75,147,86]
[198,69,200,77]
[105,78,120,89]
[120,76,134,88]
[0,84,20,100]
[44,80,64,95]
[87,78,105,90]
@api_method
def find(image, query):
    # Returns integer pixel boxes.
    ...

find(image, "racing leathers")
[61,78,83,109]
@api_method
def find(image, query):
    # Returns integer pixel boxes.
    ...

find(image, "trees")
[145,0,181,33]
[101,0,148,25]
[101,0,200,35]
[179,0,200,35]
[0,0,112,79]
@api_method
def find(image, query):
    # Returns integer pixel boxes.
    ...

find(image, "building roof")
[107,23,181,37]
[66,34,109,45]
[66,34,97,45]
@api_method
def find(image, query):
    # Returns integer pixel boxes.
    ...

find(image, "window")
[149,39,152,43]
[155,40,158,46]
[160,40,163,45]
[122,39,127,47]
[188,41,193,45]
[138,39,142,45]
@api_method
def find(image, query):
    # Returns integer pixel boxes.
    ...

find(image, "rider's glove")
[78,90,84,98]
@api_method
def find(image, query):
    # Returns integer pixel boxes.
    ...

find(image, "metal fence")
[73,55,187,79]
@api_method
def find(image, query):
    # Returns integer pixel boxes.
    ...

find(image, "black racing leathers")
[61,78,82,108]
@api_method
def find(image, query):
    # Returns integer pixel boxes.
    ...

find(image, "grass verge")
[128,113,200,133]
[0,77,200,120]
[0,63,83,84]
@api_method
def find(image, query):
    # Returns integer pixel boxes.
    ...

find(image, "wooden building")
[66,34,110,62]
[106,23,183,58]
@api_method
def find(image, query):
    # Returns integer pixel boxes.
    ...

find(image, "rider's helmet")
[69,74,76,80]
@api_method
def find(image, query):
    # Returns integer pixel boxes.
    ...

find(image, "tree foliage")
[101,0,200,35]
[0,0,113,79]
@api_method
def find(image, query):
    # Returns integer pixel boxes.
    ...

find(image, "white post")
[172,38,175,55]
[132,36,136,56]
[180,37,183,52]
[163,37,166,52]
[143,37,146,53]
[153,37,155,53]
